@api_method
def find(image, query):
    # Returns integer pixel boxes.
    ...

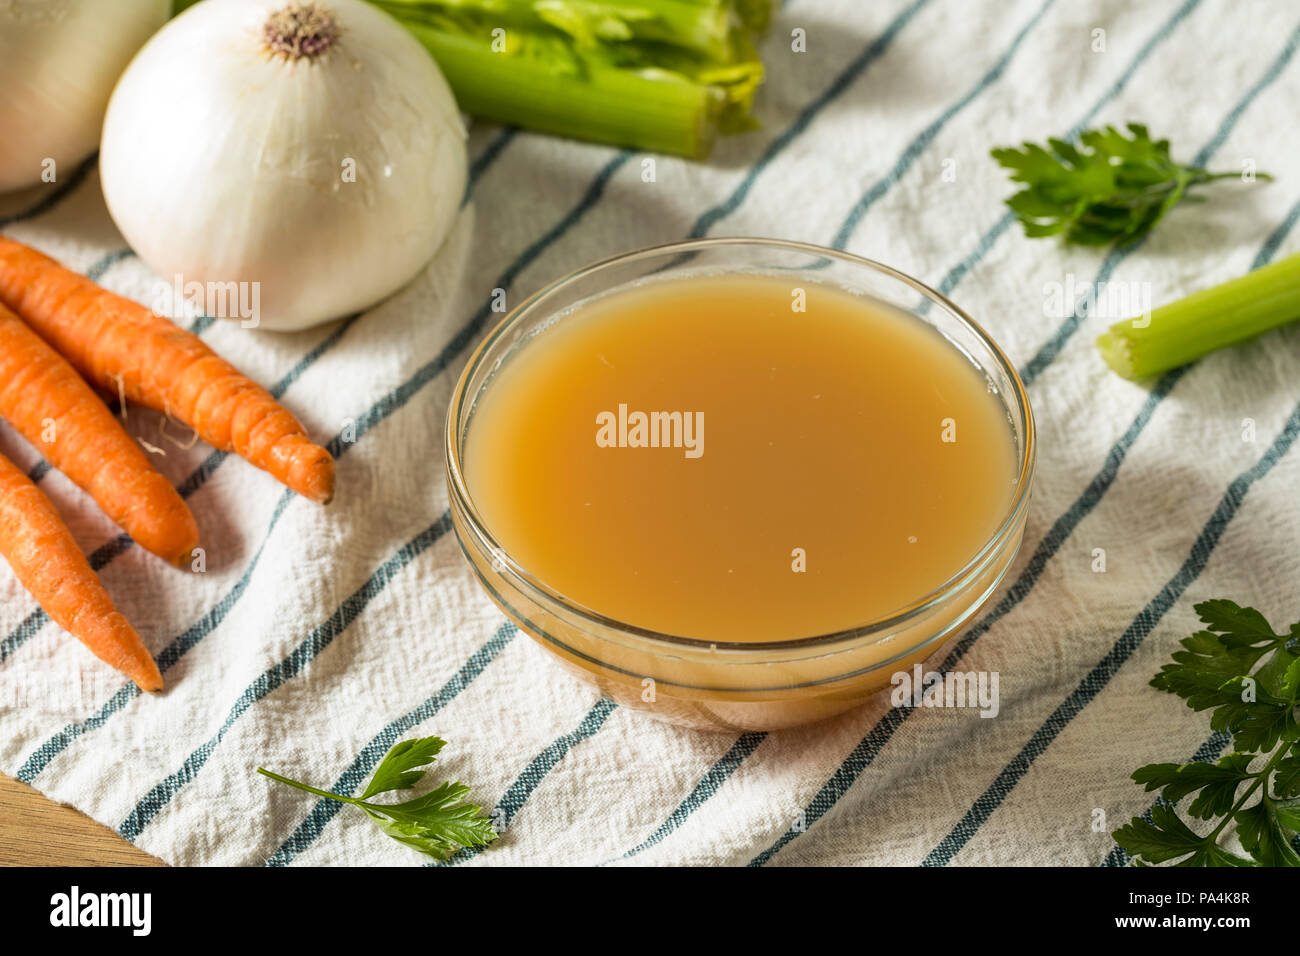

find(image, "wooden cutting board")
[0,772,162,866]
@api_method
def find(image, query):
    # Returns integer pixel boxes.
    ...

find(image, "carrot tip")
[134,662,165,693]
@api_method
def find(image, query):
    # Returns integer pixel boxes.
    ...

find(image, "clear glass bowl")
[446,238,1035,732]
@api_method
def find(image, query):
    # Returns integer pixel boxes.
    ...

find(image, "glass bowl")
[446,238,1035,732]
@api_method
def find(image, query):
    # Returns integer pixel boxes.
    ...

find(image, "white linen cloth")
[1,0,1298,866]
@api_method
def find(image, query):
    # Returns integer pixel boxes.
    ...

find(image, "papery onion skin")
[0,0,170,193]
[100,0,467,332]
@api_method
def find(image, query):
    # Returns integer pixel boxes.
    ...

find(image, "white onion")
[0,0,170,192]
[100,0,467,332]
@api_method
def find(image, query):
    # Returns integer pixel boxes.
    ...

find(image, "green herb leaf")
[378,781,500,855]
[1274,746,1300,798]
[1114,599,1300,866]
[1113,804,1215,865]
[365,813,464,861]
[258,736,497,861]
[1272,796,1300,831]
[1195,599,1284,645]
[992,123,1266,249]
[1234,798,1300,867]
[1256,650,1300,702]
[1132,754,1254,820]
[1150,632,1267,707]
[360,736,447,799]
[1209,693,1294,754]
[1114,804,1258,867]
[1148,602,1294,754]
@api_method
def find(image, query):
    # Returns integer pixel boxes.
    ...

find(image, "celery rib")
[404,23,724,156]
[1096,249,1300,379]
[377,0,744,61]
[372,0,769,157]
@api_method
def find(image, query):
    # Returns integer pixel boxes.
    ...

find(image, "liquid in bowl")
[447,240,1034,731]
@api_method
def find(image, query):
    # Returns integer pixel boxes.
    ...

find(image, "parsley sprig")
[1114,600,1300,866]
[259,736,498,860]
[992,123,1267,248]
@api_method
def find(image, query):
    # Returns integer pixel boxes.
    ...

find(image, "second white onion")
[0,0,170,192]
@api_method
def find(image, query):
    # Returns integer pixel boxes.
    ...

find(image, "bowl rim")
[445,236,1036,654]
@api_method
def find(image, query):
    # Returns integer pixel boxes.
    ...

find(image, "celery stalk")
[1096,250,1300,379]
[376,0,750,61]
[404,22,728,155]
[371,0,767,157]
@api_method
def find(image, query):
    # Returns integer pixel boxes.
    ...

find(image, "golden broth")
[463,273,1018,643]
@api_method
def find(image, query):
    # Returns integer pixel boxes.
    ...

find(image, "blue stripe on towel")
[469,129,519,191]
[16,489,297,783]
[688,0,933,238]
[613,733,767,863]
[0,153,99,229]
[86,248,134,282]
[432,698,620,867]
[830,0,1058,250]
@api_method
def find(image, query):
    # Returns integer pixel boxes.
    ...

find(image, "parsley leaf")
[1112,803,1211,864]
[361,736,447,798]
[1150,600,1292,747]
[991,123,1268,249]
[1275,745,1300,798]
[1235,798,1300,867]
[1112,804,1253,867]
[1114,600,1300,867]
[259,736,498,861]
[1132,754,1253,820]
[1209,692,1296,754]
[1194,599,1283,645]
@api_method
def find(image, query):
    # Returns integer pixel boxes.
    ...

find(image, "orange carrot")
[0,302,198,566]
[0,450,163,692]
[0,237,335,503]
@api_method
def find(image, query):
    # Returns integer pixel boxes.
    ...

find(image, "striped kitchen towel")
[1,0,1298,866]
